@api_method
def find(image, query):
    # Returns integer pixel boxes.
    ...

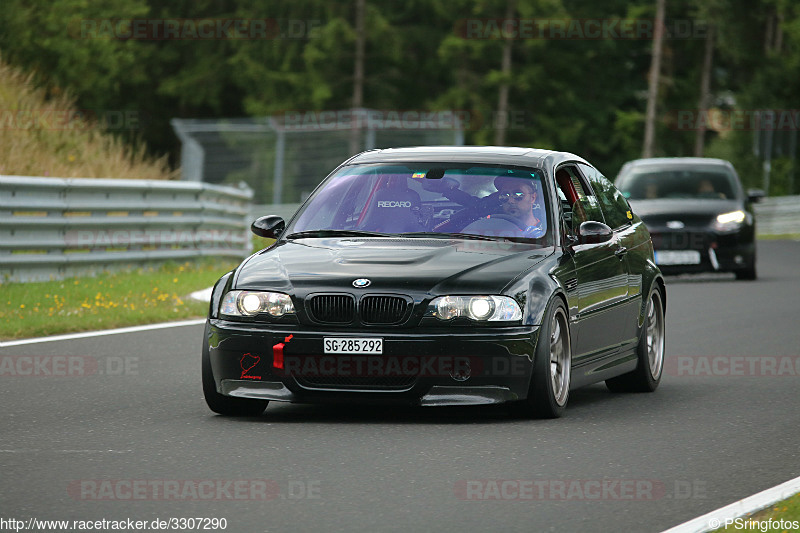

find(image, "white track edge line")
[662,474,800,533]
[0,319,206,348]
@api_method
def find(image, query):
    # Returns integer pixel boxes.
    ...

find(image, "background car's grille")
[641,214,715,227]
[307,295,355,323]
[360,296,408,324]
[297,376,417,390]
[650,231,708,251]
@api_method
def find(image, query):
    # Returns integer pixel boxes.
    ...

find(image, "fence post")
[171,119,205,182]
[273,129,285,205]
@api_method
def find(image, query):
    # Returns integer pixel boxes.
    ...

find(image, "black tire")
[512,299,571,418]
[606,288,665,393]
[735,255,757,280]
[202,324,269,416]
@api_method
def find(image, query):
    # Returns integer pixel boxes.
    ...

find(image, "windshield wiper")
[284,230,393,240]
[285,230,533,244]
[400,232,504,242]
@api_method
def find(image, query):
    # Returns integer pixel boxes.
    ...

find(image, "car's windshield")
[288,163,552,245]
[618,167,739,200]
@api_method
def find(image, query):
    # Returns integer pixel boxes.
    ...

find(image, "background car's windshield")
[290,163,552,245]
[618,167,739,200]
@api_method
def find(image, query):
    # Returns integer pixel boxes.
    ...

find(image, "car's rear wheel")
[202,324,269,416]
[512,299,571,418]
[606,288,665,393]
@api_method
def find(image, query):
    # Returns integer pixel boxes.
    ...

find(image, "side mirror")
[577,221,613,244]
[251,215,285,239]
[747,188,765,203]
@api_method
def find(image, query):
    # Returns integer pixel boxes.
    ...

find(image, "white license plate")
[324,338,383,354]
[654,250,701,265]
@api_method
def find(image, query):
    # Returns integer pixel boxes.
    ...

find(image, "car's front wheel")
[606,287,665,393]
[202,324,269,416]
[512,298,571,418]
[735,253,757,280]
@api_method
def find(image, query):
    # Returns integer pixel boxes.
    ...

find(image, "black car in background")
[203,146,666,419]
[615,157,763,280]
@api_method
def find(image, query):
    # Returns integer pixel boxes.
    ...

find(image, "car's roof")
[346,145,588,169]
[622,157,733,168]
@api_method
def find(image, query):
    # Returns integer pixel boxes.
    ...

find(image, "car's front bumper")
[206,319,538,406]
[649,227,755,274]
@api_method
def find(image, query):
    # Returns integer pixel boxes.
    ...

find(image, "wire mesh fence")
[172,109,465,205]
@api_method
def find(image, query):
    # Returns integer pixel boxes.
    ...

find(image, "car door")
[557,164,629,363]
[579,164,641,346]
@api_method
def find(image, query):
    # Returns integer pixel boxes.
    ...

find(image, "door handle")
[615,247,628,258]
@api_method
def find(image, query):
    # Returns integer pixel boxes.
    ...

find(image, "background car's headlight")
[220,290,295,317]
[712,210,746,232]
[426,295,522,322]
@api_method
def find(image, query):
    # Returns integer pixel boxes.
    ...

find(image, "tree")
[642,0,666,158]
[494,0,516,146]
[350,0,366,155]
[693,25,714,156]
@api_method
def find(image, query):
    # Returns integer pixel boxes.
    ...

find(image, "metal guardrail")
[754,196,800,236]
[1,176,253,283]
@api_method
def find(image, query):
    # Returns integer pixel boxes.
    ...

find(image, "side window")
[579,163,632,230]
[561,166,593,198]
[555,165,605,233]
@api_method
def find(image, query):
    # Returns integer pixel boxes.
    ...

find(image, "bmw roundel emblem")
[352,278,371,288]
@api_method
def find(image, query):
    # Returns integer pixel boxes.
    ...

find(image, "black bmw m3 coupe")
[203,146,666,418]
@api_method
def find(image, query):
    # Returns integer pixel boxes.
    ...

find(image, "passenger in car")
[645,182,659,199]
[697,179,725,199]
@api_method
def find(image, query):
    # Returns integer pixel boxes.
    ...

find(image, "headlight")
[220,290,295,317]
[426,295,522,322]
[712,210,746,232]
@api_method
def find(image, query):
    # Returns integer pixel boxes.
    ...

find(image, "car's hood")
[628,198,741,218]
[235,237,551,295]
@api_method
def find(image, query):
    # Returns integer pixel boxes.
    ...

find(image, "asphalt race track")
[2,240,799,533]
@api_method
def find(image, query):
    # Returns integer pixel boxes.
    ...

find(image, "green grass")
[252,235,276,251]
[758,233,800,240]
[0,58,174,180]
[0,259,240,340]
[712,491,800,531]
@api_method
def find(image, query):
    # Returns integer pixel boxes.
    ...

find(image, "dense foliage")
[1,0,797,193]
